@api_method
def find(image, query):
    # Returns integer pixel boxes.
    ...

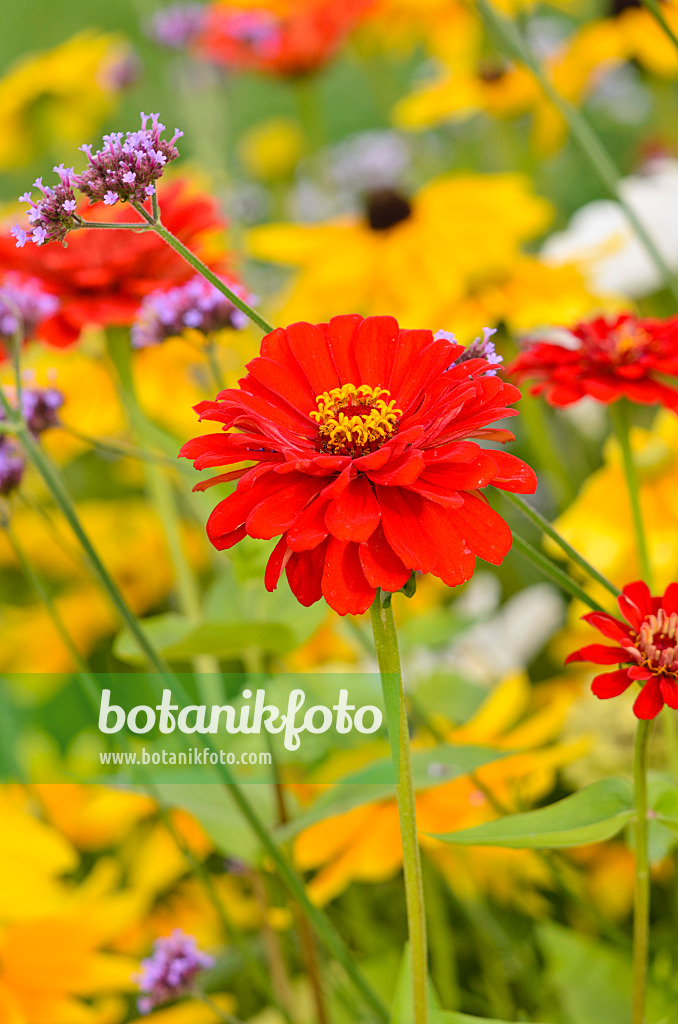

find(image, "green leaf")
[113,612,296,663]
[432,777,634,849]
[278,745,510,839]
[652,775,678,835]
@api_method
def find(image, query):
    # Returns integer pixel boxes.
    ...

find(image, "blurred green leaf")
[432,778,634,849]
[113,612,297,662]
[278,745,510,839]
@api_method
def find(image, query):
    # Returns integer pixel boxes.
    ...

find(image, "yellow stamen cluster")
[310,383,402,457]
[612,322,652,360]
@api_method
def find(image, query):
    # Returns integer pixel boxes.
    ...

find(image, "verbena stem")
[130,201,273,334]
[369,592,428,1024]
[632,719,652,1024]
[502,492,620,598]
[609,400,653,589]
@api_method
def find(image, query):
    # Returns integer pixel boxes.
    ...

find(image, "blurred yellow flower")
[0,31,129,171]
[0,793,141,1024]
[248,171,606,332]
[294,672,586,908]
[238,117,305,182]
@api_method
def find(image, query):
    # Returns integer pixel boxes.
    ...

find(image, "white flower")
[541,158,678,299]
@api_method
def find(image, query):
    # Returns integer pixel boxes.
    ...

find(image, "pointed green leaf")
[432,777,634,849]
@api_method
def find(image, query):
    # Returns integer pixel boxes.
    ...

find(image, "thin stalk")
[476,0,678,306]
[196,991,245,1024]
[61,423,190,469]
[511,532,607,612]
[502,492,620,598]
[369,592,428,1024]
[130,202,273,334]
[609,400,653,589]
[248,867,295,1017]
[106,329,222,702]
[7,417,172,674]
[632,719,652,1024]
[76,221,154,230]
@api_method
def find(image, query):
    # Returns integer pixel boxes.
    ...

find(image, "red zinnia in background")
[509,313,678,409]
[197,0,374,77]
[567,580,678,719]
[0,178,229,348]
[181,314,537,615]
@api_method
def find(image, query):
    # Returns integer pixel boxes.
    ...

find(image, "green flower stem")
[106,329,223,702]
[476,0,678,306]
[641,0,678,53]
[609,400,653,590]
[369,592,429,1024]
[512,532,607,611]
[502,492,620,598]
[76,221,154,230]
[130,201,273,334]
[632,719,652,1024]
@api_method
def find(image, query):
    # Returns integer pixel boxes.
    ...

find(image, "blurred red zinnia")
[197,0,374,77]
[509,313,678,409]
[566,580,678,719]
[0,179,228,348]
[181,314,537,615]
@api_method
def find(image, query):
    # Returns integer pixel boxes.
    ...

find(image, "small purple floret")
[437,327,504,376]
[20,387,65,436]
[131,274,253,348]
[149,3,207,49]
[137,929,214,1013]
[73,112,183,208]
[0,275,60,344]
[14,165,79,247]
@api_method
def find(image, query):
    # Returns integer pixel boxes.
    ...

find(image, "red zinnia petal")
[325,475,380,542]
[591,669,633,699]
[581,611,632,642]
[265,536,291,592]
[358,525,411,592]
[322,538,376,615]
[246,474,322,539]
[566,644,630,665]
[633,678,665,720]
[662,582,678,615]
[660,677,678,710]
[286,542,328,607]
[487,451,538,494]
[287,321,341,394]
[287,494,330,551]
[618,580,653,628]
[452,493,513,566]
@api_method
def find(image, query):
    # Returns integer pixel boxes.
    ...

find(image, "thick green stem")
[502,492,620,598]
[476,0,678,306]
[511,532,607,612]
[609,401,653,589]
[632,719,652,1024]
[369,593,428,1024]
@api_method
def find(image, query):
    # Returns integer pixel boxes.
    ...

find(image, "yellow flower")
[238,117,306,182]
[0,500,206,677]
[294,672,586,908]
[553,410,678,592]
[0,32,128,171]
[248,171,606,331]
[0,792,141,1024]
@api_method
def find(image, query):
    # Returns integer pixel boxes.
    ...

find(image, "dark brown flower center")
[365,189,412,231]
[477,58,508,83]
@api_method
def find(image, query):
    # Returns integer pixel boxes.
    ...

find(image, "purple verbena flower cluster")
[0,275,60,344]
[13,165,79,248]
[131,274,251,348]
[137,929,214,1013]
[0,385,65,437]
[436,327,504,377]
[149,3,207,49]
[74,112,183,207]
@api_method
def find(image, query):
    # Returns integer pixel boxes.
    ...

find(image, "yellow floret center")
[310,384,402,457]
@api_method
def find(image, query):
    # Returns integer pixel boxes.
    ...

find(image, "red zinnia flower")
[180,314,537,615]
[566,580,678,719]
[0,179,228,348]
[196,0,374,77]
[509,313,678,409]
